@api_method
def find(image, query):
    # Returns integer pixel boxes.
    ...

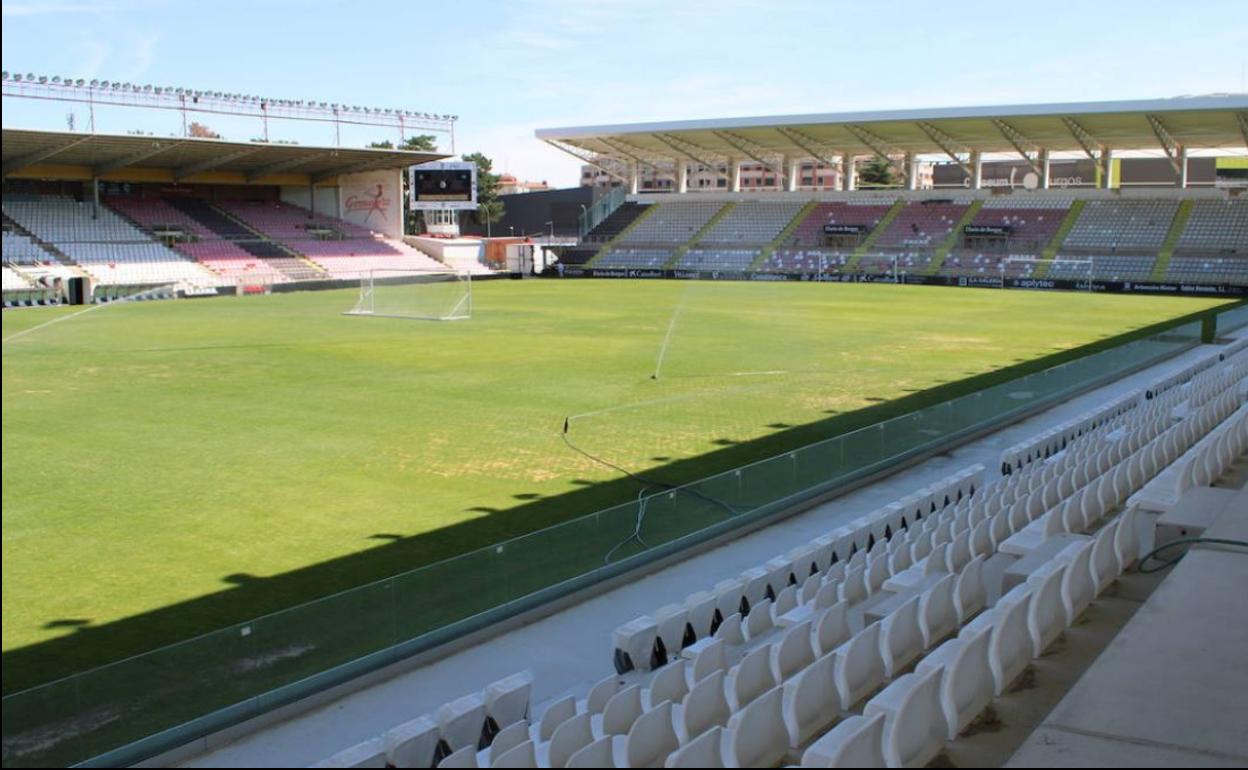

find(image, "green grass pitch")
[0,280,1232,693]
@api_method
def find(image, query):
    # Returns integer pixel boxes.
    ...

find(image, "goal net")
[235,270,277,296]
[1001,257,1095,289]
[344,269,472,321]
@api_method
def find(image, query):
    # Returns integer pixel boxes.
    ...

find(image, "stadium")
[3,36,1248,770]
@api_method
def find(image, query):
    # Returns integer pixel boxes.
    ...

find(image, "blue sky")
[2,0,1246,187]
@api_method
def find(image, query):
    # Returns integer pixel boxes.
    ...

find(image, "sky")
[2,0,1247,187]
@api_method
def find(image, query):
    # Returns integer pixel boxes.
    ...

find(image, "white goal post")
[344,269,472,321]
[1000,256,1096,289]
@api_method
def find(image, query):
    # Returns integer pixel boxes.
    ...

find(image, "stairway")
[665,202,738,268]
[750,200,819,270]
[586,204,658,267]
[926,200,984,275]
[1148,199,1194,282]
[1034,200,1086,278]
[846,198,904,272]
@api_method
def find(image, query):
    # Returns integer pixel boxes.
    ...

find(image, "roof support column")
[1040,149,1051,189]
[729,158,742,192]
[905,152,918,190]
[628,160,640,195]
[970,151,983,190]
[1101,148,1113,189]
[1178,146,1188,189]
[91,175,100,220]
[842,154,856,191]
[676,159,688,194]
[786,156,799,192]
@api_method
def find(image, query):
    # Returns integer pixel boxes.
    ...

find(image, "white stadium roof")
[537,95,1248,169]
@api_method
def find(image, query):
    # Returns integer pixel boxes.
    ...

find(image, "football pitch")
[0,279,1233,691]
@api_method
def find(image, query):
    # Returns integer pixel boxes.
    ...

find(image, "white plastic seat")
[586,676,618,716]
[491,740,536,769]
[664,725,723,768]
[486,672,533,732]
[918,574,958,648]
[437,745,478,769]
[439,693,488,754]
[713,578,747,623]
[813,579,841,610]
[1025,561,1067,657]
[1090,518,1121,594]
[813,601,851,655]
[541,712,592,769]
[566,736,614,769]
[880,595,924,678]
[722,687,788,768]
[866,552,892,594]
[1113,507,1141,571]
[782,651,842,747]
[773,584,799,620]
[614,617,660,673]
[834,622,885,707]
[865,668,948,769]
[690,638,726,683]
[537,695,577,742]
[486,722,529,767]
[725,643,776,711]
[385,715,439,768]
[598,684,643,738]
[946,529,973,573]
[655,605,691,663]
[800,712,887,768]
[986,590,1033,694]
[771,619,816,683]
[745,598,774,640]
[615,700,678,769]
[916,626,993,739]
[715,613,745,645]
[953,554,986,624]
[677,669,729,743]
[684,591,718,640]
[1060,539,1096,623]
[645,659,689,709]
[839,565,868,605]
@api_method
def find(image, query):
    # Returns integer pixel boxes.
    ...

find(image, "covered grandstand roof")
[1,128,446,184]
[537,95,1248,168]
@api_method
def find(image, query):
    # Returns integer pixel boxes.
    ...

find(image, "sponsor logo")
[344,183,391,223]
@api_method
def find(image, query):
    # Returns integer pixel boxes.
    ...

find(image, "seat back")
[881,595,924,678]
[665,725,724,768]
[723,687,788,768]
[799,712,886,768]
[546,712,593,770]
[624,700,679,769]
[680,669,730,743]
[781,651,842,747]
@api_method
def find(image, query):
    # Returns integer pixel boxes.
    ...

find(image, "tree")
[368,135,437,151]
[461,151,505,231]
[188,121,221,139]
[859,155,897,187]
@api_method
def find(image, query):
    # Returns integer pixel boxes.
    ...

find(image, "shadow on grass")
[3,304,1227,699]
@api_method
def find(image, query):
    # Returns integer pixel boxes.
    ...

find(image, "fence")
[1,308,1232,768]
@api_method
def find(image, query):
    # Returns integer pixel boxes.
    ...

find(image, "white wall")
[279,186,339,219]
[337,169,404,238]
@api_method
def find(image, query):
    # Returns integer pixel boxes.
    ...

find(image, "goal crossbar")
[344,269,472,321]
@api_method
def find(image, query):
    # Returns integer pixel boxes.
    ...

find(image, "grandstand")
[5,80,1248,770]
[1,127,487,307]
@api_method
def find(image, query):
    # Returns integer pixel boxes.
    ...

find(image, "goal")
[1000,257,1095,290]
[344,269,472,321]
[235,270,276,296]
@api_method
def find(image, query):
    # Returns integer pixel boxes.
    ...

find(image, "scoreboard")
[409,162,478,210]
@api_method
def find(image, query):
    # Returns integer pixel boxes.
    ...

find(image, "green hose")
[1137,537,1248,573]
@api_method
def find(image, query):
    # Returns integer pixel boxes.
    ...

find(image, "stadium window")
[717,179,726,187]
[764,177,775,186]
